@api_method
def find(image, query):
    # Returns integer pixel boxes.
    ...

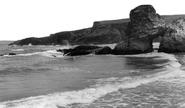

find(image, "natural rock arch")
[152,36,163,51]
[113,5,166,55]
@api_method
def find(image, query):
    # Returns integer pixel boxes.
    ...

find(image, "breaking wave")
[11,49,24,52]
[17,50,65,58]
[0,52,183,108]
[1,45,73,58]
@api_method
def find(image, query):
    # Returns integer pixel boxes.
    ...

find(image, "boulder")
[95,46,112,55]
[158,18,185,53]
[113,5,166,55]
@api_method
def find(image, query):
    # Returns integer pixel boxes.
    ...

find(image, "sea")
[0,41,185,108]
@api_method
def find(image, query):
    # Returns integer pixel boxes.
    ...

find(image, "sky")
[0,0,185,41]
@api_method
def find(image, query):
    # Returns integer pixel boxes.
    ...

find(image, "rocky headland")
[9,4,185,56]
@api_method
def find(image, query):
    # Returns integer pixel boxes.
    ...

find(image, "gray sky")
[0,0,184,40]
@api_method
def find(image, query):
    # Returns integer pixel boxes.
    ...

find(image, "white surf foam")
[17,45,73,58]
[39,50,64,58]
[97,43,117,49]
[16,48,71,58]
[5,45,72,58]
[0,53,183,108]
[11,49,24,51]
[125,52,182,68]
[17,50,65,58]
[125,52,177,61]
[28,43,33,46]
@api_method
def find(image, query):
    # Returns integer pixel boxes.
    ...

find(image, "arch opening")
[152,36,162,52]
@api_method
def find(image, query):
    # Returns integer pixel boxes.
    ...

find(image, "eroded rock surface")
[114,5,166,55]
[158,18,185,53]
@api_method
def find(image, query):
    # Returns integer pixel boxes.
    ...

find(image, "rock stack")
[113,5,166,55]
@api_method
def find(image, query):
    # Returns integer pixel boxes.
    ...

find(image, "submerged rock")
[158,18,185,53]
[114,5,166,55]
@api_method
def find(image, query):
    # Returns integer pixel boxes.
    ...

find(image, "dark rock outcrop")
[57,45,112,56]
[58,45,100,56]
[158,18,185,53]
[113,39,153,55]
[95,46,112,55]
[113,5,166,55]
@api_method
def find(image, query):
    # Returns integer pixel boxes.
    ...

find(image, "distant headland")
[9,4,185,55]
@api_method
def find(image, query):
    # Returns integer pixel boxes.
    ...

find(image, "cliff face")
[9,21,127,46]
[74,22,127,44]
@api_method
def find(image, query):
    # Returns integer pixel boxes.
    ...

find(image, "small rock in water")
[8,53,16,55]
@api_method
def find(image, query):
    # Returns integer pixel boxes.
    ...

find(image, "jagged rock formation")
[158,18,185,53]
[113,5,166,55]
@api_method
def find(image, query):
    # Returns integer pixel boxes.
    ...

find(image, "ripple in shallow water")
[65,79,185,108]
